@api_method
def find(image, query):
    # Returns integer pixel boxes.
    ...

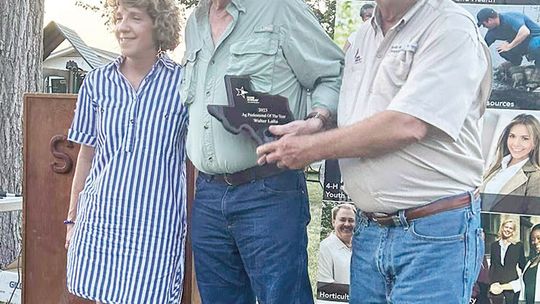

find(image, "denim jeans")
[350,192,483,304]
[191,170,313,304]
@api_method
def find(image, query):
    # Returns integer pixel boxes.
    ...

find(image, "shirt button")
[130,119,135,124]
[208,157,213,161]
[206,91,211,96]
[164,114,169,119]
[211,60,215,65]
[204,124,209,129]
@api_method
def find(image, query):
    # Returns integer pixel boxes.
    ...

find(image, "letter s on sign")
[50,135,75,174]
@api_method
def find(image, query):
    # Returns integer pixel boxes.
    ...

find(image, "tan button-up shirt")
[338,0,492,213]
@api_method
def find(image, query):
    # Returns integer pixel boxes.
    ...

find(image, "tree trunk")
[0,0,44,268]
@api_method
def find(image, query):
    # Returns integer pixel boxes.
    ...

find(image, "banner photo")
[460,1,540,303]
[316,201,355,304]
[457,1,540,214]
[474,213,540,304]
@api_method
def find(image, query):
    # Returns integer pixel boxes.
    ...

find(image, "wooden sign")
[22,93,198,304]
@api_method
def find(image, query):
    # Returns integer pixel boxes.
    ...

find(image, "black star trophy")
[207,75,295,145]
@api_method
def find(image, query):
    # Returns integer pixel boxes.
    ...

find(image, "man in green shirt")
[182,0,343,302]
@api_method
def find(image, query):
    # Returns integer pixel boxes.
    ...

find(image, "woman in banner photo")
[490,223,540,304]
[64,0,187,303]
[488,219,526,304]
[523,224,540,304]
[482,114,540,214]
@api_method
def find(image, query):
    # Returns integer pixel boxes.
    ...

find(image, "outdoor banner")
[459,1,540,303]
[319,0,540,303]
[318,160,352,304]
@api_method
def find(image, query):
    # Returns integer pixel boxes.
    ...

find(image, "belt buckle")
[373,214,400,227]
[390,214,401,227]
[223,174,234,186]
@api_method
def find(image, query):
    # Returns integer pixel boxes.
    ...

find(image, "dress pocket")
[95,103,128,149]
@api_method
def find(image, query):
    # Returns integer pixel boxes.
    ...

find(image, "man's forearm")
[258,110,428,169]
[308,110,427,160]
[508,25,530,49]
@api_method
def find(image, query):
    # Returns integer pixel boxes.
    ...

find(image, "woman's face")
[114,4,156,59]
[501,222,515,239]
[532,229,540,253]
[507,124,534,164]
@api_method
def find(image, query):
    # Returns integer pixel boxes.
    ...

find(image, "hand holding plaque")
[207,75,295,145]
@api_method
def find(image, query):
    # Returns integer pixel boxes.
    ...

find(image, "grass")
[306,172,324,297]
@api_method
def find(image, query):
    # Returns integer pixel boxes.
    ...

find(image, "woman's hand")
[489,282,503,295]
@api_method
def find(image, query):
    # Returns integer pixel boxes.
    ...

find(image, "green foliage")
[334,0,374,47]
[305,177,322,296]
[334,0,355,47]
[320,201,336,240]
[305,0,337,38]
[76,0,337,38]
[179,0,198,7]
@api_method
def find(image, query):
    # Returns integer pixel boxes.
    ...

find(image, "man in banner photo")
[257,0,492,302]
[181,0,343,303]
[477,8,540,68]
[318,203,356,285]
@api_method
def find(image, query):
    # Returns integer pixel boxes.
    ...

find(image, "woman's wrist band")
[63,219,75,225]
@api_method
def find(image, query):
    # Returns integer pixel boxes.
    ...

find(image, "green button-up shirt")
[182,0,344,174]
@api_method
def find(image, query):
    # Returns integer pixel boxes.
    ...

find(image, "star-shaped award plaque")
[207,75,295,145]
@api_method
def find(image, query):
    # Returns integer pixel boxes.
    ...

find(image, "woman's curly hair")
[106,0,182,51]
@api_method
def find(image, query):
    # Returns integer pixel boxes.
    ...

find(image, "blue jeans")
[350,192,483,304]
[191,170,313,304]
[528,36,540,67]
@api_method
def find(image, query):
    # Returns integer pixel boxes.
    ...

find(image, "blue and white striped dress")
[66,55,188,304]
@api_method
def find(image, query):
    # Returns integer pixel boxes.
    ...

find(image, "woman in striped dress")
[64,0,187,303]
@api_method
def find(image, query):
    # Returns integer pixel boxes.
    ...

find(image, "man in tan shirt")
[258,0,492,302]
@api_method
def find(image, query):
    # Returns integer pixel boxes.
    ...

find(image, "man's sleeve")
[317,241,335,283]
[68,74,97,146]
[505,13,526,32]
[279,0,344,115]
[484,31,495,46]
[388,16,489,141]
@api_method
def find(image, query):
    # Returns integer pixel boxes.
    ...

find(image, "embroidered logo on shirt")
[354,48,362,64]
[235,87,248,99]
[390,42,418,53]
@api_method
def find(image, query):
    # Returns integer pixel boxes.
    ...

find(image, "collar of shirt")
[498,239,510,249]
[371,0,426,34]
[195,0,246,22]
[109,54,175,77]
[499,239,510,266]
[111,53,175,70]
[330,233,352,251]
[501,154,529,170]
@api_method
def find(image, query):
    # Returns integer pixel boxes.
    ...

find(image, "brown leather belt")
[364,190,480,227]
[199,164,285,186]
